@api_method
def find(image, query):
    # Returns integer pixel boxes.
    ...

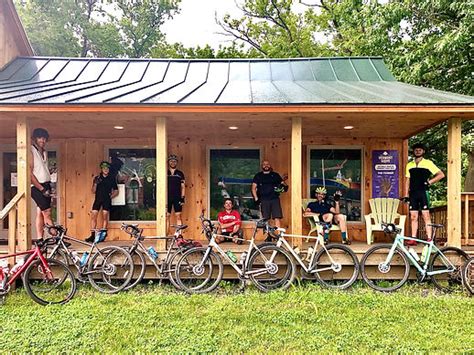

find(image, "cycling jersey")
[405,158,440,191]
[168,169,185,198]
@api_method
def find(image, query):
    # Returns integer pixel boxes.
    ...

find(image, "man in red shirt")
[217,198,243,244]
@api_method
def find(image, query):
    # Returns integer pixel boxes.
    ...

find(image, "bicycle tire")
[123,248,146,291]
[162,248,188,290]
[175,247,222,294]
[313,244,359,290]
[462,258,474,295]
[360,244,410,292]
[87,246,134,294]
[23,258,77,306]
[429,246,469,292]
[247,244,296,292]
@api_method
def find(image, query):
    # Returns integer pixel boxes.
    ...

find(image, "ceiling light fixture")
[344,125,354,130]
[228,126,239,130]
[114,126,124,130]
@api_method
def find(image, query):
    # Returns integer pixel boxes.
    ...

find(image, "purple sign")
[372,150,399,198]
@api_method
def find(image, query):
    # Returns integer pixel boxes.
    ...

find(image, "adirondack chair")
[364,198,406,245]
[302,199,343,239]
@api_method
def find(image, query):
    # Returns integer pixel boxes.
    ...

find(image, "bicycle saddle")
[171,224,188,231]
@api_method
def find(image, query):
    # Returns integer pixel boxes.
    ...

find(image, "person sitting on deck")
[303,186,350,245]
[216,198,244,244]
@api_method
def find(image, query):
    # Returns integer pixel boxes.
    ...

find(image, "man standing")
[217,198,243,244]
[251,160,288,229]
[86,161,118,243]
[404,143,445,245]
[304,187,349,244]
[167,154,185,229]
[30,128,53,240]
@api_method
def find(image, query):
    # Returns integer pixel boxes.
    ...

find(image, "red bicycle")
[0,238,76,305]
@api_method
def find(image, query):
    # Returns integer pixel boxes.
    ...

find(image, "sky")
[161,0,308,49]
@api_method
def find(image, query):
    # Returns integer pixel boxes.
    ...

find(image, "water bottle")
[305,247,315,262]
[148,247,159,260]
[226,250,237,263]
[408,247,420,262]
[10,258,25,275]
[80,252,89,267]
[420,245,430,263]
[239,252,248,265]
[317,235,324,245]
[71,251,81,263]
[293,246,301,255]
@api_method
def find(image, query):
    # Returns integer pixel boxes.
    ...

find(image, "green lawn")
[0,283,472,353]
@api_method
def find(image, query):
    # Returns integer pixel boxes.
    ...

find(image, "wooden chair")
[364,198,406,245]
[302,199,343,239]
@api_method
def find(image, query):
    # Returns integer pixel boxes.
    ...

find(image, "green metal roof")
[0,56,472,105]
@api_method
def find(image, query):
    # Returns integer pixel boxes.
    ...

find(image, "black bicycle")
[44,224,134,294]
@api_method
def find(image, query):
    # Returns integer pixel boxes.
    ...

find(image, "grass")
[0,282,473,353]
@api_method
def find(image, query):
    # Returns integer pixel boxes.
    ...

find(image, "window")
[209,148,260,221]
[308,147,362,221]
[108,148,156,221]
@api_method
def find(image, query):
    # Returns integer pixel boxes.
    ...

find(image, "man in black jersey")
[252,160,288,229]
[167,154,185,231]
[86,161,118,242]
[404,143,444,245]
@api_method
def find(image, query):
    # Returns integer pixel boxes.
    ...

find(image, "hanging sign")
[372,150,399,198]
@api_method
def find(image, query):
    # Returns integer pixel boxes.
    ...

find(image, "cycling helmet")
[314,186,327,195]
[168,154,178,162]
[99,161,111,169]
[32,128,49,140]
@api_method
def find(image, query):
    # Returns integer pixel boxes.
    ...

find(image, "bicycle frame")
[0,245,52,288]
[384,234,456,277]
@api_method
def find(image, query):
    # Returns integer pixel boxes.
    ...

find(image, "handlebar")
[121,223,142,238]
[44,224,66,235]
[381,222,402,235]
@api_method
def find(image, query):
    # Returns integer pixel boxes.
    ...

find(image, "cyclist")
[30,128,54,240]
[404,143,444,245]
[167,154,185,230]
[251,160,288,231]
[86,161,118,243]
[217,198,243,244]
[304,186,350,244]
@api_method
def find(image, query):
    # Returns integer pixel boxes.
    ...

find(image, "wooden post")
[16,117,31,251]
[156,117,167,249]
[291,117,302,247]
[447,118,462,248]
[401,139,410,234]
[8,209,16,266]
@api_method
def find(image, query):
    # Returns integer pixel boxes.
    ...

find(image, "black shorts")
[409,190,431,211]
[167,197,183,213]
[92,197,112,211]
[31,182,52,211]
[260,199,283,219]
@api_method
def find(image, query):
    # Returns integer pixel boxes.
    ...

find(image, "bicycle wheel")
[175,247,222,294]
[313,244,359,290]
[123,248,146,291]
[87,246,134,294]
[360,244,410,292]
[462,258,474,295]
[23,258,77,306]
[247,245,296,292]
[429,246,469,292]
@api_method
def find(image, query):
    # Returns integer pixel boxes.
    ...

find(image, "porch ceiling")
[0,109,468,139]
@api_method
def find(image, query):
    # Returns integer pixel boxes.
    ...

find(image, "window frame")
[207,145,263,223]
[104,145,158,224]
[306,145,365,223]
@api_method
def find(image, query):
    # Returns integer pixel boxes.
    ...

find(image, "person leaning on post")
[303,186,350,245]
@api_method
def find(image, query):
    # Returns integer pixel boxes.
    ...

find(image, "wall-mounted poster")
[372,150,399,198]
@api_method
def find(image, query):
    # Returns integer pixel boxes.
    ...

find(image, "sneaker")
[264,235,274,243]
[85,235,95,243]
[342,239,351,245]
[323,239,329,245]
[405,239,417,246]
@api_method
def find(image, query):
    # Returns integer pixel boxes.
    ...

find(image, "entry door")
[0,149,59,239]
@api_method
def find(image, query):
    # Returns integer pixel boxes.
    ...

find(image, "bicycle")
[44,224,134,294]
[0,237,76,305]
[360,223,469,292]
[175,216,296,294]
[263,220,359,289]
[120,223,200,290]
[462,257,474,295]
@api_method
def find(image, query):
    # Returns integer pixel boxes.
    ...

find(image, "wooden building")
[0,2,473,257]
